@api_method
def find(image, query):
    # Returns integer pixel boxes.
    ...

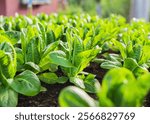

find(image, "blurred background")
[0,0,150,21]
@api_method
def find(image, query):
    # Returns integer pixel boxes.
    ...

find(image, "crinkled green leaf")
[123,58,138,71]
[4,31,20,45]
[139,46,150,64]
[26,38,40,64]
[0,42,16,78]
[41,41,60,59]
[15,48,24,71]
[46,30,55,44]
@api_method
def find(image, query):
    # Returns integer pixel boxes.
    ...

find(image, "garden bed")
[17,62,102,107]
[17,82,150,107]
[17,63,150,107]
[18,83,68,107]
[1,14,150,107]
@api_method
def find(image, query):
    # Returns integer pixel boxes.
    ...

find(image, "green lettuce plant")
[47,28,101,92]
[0,36,41,107]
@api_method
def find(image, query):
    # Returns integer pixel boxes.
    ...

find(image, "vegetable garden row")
[0,13,150,107]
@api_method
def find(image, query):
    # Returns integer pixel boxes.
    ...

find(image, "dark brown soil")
[144,92,150,107]
[84,62,107,83]
[17,83,70,107]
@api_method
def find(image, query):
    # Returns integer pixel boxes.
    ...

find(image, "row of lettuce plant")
[0,14,150,106]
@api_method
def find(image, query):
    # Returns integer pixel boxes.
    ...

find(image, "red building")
[0,0,60,16]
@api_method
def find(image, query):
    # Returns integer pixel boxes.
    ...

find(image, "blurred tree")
[68,0,81,5]
[58,0,82,14]
[101,0,130,19]
[80,0,97,15]
[65,0,97,15]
